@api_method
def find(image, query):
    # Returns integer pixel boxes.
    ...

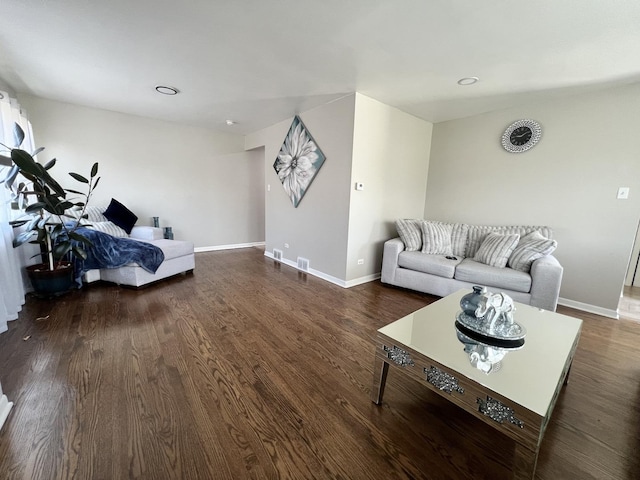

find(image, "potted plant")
[0,123,100,296]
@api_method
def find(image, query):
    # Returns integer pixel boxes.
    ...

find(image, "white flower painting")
[273,116,326,207]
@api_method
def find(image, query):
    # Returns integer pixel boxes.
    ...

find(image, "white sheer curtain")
[0,91,34,334]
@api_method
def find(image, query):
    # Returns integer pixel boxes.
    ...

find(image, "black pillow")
[103,198,138,234]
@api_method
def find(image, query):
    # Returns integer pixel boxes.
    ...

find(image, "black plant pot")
[26,262,75,298]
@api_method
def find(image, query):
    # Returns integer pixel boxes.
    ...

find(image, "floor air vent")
[273,249,283,261]
[297,257,309,272]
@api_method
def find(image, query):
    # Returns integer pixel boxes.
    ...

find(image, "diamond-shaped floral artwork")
[273,116,326,208]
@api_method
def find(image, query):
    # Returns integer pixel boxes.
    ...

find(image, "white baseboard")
[0,395,13,431]
[263,251,379,289]
[558,297,619,319]
[344,273,381,288]
[195,242,265,253]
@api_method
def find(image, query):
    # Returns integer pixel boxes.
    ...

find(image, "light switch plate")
[617,187,630,199]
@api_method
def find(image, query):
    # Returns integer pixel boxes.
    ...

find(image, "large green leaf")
[13,231,35,247]
[26,216,40,230]
[90,162,99,178]
[9,219,29,228]
[42,195,60,214]
[69,232,93,246]
[69,172,88,183]
[20,171,36,183]
[13,123,24,148]
[11,149,40,177]
[2,164,20,188]
[53,242,72,260]
[34,162,65,198]
[72,245,88,260]
[55,200,74,211]
[43,158,56,170]
[25,202,46,213]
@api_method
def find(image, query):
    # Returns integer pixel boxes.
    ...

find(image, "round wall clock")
[501,119,542,153]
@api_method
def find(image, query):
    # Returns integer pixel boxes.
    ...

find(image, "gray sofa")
[381,221,563,311]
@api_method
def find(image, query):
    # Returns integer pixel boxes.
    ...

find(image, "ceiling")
[2,0,640,135]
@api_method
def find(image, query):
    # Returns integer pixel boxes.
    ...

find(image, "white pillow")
[474,232,520,268]
[65,206,107,224]
[87,221,129,238]
[420,221,453,255]
[508,231,557,272]
[395,219,422,251]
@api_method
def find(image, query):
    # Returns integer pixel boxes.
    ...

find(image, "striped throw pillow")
[474,232,520,268]
[396,219,422,251]
[420,221,453,255]
[508,231,558,272]
[65,206,108,225]
[88,221,129,238]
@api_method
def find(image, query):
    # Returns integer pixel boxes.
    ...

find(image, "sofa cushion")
[65,205,107,224]
[88,221,128,238]
[420,221,453,255]
[450,223,469,258]
[103,198,138,234]
[474,232,520,268]
[423,221,468,257]
[395,219,422,251]
[508,231,558,273]
[399,251,462,279]
[454,258,532,293]
[465,225,553,258]
[145,239,194,261]
[84,206,108,223]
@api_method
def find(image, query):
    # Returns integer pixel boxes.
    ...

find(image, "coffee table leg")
[563,363,573,386]
[513,442,540,480]
[371,356,389,405]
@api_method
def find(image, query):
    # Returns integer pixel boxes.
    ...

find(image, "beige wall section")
[17,95,265,249]
[346,94,432,282]
[245,94,356,280]
[425,83,640,314]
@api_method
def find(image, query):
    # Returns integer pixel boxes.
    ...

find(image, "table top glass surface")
[378,289,583,416]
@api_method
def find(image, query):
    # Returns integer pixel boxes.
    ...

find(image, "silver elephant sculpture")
[475,291,516,333]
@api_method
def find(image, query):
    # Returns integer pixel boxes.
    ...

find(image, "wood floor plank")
[1,247,640,479]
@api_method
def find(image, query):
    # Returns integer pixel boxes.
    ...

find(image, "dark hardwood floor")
[1,247,639,479]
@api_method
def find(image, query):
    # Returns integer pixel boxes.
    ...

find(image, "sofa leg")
[185,269,194,275]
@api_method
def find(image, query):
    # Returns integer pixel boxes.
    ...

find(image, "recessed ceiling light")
[457,77,479,86]
[155,85,179,95]
[225,120,236,126]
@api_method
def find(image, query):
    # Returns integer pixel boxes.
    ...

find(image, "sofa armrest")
[529,255,563,311]
[130,226,164,241]
[381,237,406,284]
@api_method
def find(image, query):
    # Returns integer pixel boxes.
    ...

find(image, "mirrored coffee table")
[371,289,582,480]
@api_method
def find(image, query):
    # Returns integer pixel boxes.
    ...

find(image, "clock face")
[501,119,542,153]
[509,126,532,146]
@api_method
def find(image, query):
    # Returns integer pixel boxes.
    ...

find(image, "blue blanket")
[70,227,165,286]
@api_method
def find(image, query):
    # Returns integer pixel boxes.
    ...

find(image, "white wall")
[246,95,356,281]
[18,95,264,249]
[0,79,16,96]
[425,83,640,315]
[246,94,433,286]
[346,94,432,281]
